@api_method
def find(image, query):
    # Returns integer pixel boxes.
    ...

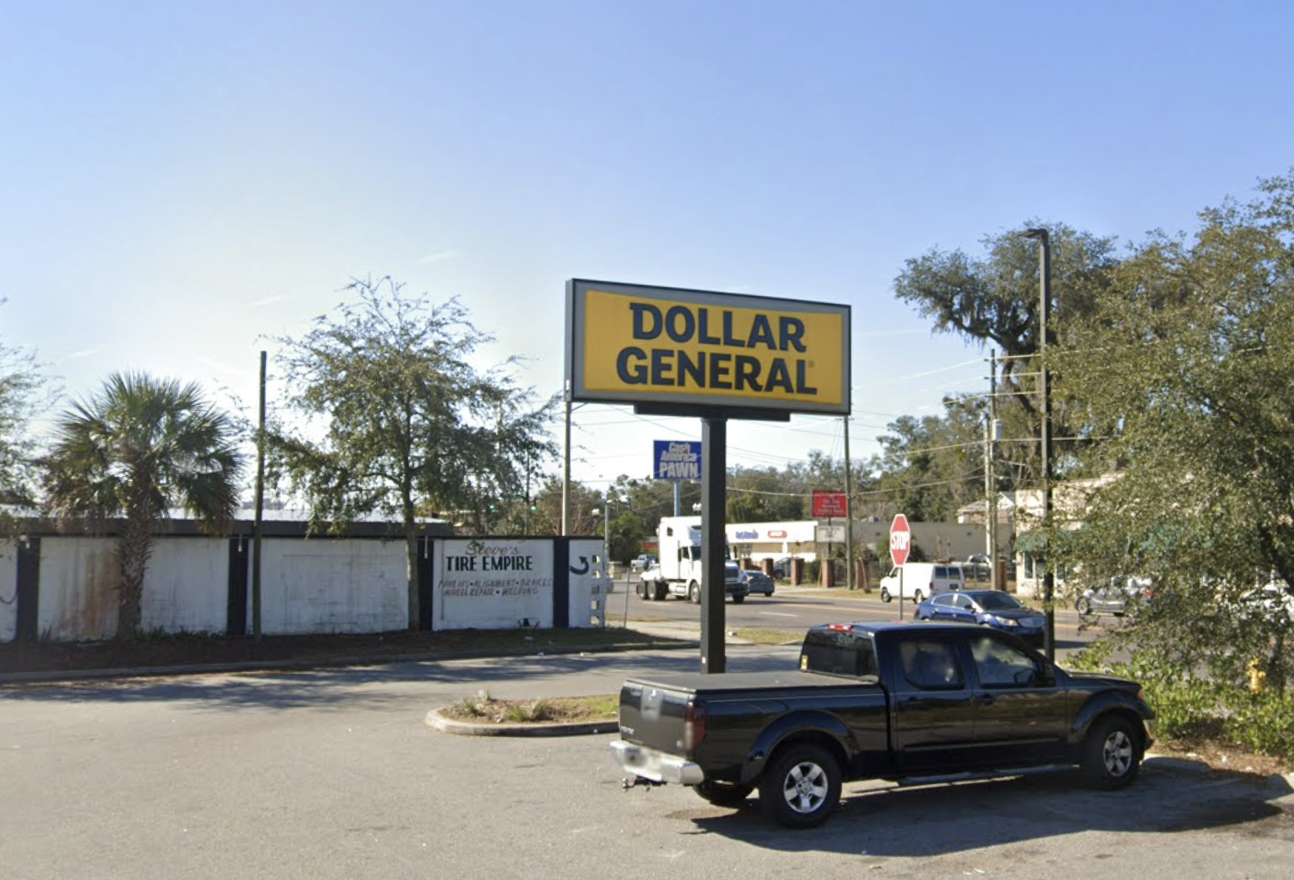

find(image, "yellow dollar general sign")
[566,280,850,415]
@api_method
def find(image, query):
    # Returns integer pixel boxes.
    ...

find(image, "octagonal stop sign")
[889,514,911,567]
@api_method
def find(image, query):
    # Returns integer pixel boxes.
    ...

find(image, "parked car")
[1076,576,1154,619]
[915,589,1046,648]
[878,562,966,603]
[631,554,658,572]
[611,621,1154,828]
[739,568,775,597]
[772,556,797,579]
[1236,581,1294,623]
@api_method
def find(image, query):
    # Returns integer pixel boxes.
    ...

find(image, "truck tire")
[694,780,754,808]
[1081,715,1142,789]
[913,590,925,604]
[639,580,652,601]
[880,587,892,603]
[759,744,841,829]
[689,581,701,604]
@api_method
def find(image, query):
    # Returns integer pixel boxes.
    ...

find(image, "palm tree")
[42,372,245,639]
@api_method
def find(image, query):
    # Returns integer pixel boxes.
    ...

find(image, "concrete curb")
[424,708,617,738]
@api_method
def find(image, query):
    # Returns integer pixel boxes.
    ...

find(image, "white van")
[878,563,965,603]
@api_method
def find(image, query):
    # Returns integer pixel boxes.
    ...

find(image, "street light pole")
[1022,227,1055,661]
[603,494,611,568]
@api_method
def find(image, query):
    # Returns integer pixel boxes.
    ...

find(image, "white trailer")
[638,516,747,603]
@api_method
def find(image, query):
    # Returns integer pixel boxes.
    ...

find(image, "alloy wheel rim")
[782,761,828,813]
[1103,731,1133,776]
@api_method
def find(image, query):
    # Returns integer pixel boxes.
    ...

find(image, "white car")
[630,555,657,572]
[1237,581,1294,622]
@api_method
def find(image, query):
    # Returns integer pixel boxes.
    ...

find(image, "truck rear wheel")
[689,581,701,603]
[760,744,841,829]
[694,780,754,808]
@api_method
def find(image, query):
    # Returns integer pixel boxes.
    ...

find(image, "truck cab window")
[899,640,964,690]
[970,636,1039,687]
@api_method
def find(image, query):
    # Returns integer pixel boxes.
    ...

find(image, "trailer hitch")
[622,776,665,792]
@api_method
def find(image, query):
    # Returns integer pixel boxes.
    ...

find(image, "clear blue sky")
[3,1,1291,493]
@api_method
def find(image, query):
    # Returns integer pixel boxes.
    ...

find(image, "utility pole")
[1023,228,1055,661]
[986,350,998,590]
[252,351,266,641]
[561,390,572,535]
[843,416,854,590]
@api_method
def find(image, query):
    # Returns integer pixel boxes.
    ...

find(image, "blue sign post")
[653,440,702,481]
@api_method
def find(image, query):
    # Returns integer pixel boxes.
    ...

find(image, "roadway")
[606,577,1101,660]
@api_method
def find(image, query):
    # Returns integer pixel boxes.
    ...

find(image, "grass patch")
[730,627,802,646]
[440,693,618,725]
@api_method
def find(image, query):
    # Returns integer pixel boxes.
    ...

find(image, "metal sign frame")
[566,279,851,416]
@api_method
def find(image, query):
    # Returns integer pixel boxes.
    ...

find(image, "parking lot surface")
[2,646,1292,879]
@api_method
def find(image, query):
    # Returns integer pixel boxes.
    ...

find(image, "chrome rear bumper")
[609,739,704,786]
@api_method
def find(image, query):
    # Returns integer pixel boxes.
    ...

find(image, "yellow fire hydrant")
[1248,658,1268,694]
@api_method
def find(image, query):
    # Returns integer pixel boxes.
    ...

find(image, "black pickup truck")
[610,621,1155,828]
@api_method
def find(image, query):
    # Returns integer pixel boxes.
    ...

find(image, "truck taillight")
[684,701,707,750]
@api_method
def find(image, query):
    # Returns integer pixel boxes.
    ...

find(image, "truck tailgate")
[618,671,881,755]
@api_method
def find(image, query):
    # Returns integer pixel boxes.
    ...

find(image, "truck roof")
[807,621,984,637]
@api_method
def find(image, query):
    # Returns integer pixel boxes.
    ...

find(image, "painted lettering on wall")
[438,540,552,602]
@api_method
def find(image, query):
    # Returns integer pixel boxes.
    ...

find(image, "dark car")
[1077,576,1153,619]
[771,556,796,579]
[739,568,775,597]
[916,589,1046,647]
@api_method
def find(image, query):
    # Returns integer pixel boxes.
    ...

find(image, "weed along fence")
[1,521,609,643]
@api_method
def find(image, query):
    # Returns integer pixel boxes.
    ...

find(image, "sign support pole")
[890,513,911,622]
[700,415,727,674]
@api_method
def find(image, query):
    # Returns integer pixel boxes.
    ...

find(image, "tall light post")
[1022,227,1055,661]
[603,494,611,566]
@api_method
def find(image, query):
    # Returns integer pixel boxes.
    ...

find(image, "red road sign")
[812,491,848,518]
[889,514,911,566]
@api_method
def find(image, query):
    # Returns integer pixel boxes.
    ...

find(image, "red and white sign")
[812,490,848,518]
[889,514,911,567]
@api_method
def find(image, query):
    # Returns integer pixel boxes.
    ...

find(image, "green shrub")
[1223,691,1294,757]
[1142,678,1227,741]
[456,697,485,717]
[503,699,553,722]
